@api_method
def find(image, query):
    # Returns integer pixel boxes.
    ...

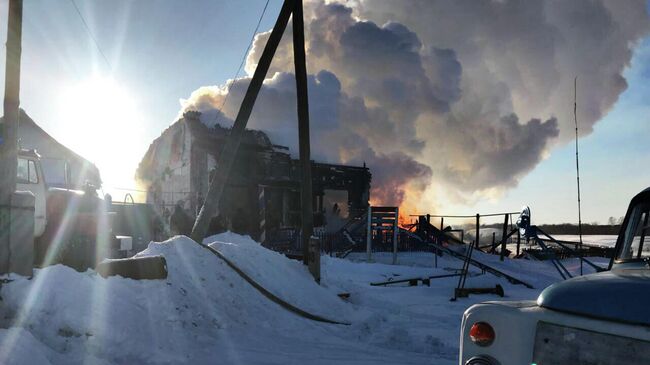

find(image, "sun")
[57,75,144,199]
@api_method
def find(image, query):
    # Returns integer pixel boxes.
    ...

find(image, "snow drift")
[0,234,354,364]
[2,231,586,364]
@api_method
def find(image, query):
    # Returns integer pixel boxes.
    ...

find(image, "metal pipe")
[475,214,480,249]
[500,213,508,261]
[536,226,604,272]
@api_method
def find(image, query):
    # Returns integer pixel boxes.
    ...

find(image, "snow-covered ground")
[466,229,617,248]
[554,235,617,247]
[0,233,606,364]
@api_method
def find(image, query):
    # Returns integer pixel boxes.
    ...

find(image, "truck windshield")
[17,158,39,184]
[617,201,650,261]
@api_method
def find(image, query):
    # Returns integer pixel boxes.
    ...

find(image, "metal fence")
[263,224,433,258]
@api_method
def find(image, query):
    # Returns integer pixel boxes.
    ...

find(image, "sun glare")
[57,75,144,200]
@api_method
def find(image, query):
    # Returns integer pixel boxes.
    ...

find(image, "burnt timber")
[136,111,371,242]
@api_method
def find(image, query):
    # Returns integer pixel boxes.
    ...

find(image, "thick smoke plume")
[180,0,649,212]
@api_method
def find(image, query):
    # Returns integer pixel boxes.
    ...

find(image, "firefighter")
[170,201,192,236]
[232,208,248,235]
[332,202,341,217]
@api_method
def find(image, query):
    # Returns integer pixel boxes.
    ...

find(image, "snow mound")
[1,232,553,364]
[0,234,353,364]
[205,232,350,317]
[0,328,55,365]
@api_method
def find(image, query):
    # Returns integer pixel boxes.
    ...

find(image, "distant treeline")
[480,223,621,235]
[536,224,621,235]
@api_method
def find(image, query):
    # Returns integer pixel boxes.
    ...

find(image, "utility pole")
[0,0,23,275]
[292,0,314,266]
[0,0,22,203]
[191,0,319,280]
[190,0,294,242]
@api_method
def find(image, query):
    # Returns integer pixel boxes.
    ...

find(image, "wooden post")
[366,205,372,262]
[0,0,22,204]
[308,236,320,283]
[516,229,521,256]
[392,207,399,265]
[191,0,295,243]
[500,213,508,261]
[258,186,266,243]
[475,214,480,249]
[329,235,333,257]
[292,0,314,267]
[0,0,23,275]
[440,217,444,230]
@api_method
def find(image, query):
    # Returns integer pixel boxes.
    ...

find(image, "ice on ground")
[0,232,590,364]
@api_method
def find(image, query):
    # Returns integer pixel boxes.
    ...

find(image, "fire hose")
[192,240,351,326]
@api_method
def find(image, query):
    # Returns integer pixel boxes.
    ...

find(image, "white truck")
[459,187,650,365]
[16,149,47,237]
[16,149,131,270]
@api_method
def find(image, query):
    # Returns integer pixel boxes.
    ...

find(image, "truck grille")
[533,321,650,365]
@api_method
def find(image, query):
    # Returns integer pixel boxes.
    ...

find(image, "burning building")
[136,111,371,241]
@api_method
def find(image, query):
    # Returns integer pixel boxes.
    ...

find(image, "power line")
[211,0,271,126]
[68,0,112,70]
[574,76,584,276]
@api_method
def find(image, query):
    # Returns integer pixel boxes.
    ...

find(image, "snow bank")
[0,328,55,365]
[205,232,351,318]
[0,232,574,364]
[0,235,358,364]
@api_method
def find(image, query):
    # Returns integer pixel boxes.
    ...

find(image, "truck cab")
[16,149,47,237]
[15,149,130,270]
[459,187,650,365]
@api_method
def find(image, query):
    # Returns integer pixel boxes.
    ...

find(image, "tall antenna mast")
[574,76,584,276]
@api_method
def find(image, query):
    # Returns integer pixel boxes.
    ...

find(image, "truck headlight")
[469,322,495,347]
[465,355,500,365]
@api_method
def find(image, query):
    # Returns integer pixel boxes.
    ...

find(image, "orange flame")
[369,186,425,228]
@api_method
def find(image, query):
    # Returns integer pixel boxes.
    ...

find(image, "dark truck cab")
[459,187,650,365]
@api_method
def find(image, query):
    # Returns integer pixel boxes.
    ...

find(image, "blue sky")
[0,0,648,224]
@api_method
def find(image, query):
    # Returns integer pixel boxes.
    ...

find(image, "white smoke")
[180,0,649,211]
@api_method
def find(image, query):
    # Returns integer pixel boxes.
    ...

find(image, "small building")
[136,111,371,241]
[14,109,102,189]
